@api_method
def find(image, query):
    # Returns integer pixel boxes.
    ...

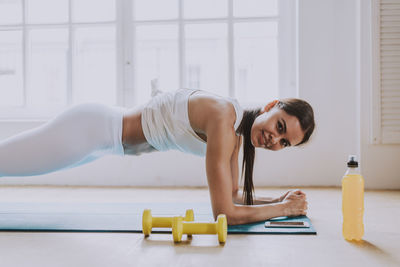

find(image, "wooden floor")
[0,186,398,267]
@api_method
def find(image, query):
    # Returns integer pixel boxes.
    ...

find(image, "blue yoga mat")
[0,202,316,235]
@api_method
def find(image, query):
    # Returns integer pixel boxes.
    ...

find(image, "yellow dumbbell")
[172,214,227,243]
[142,209,194,237]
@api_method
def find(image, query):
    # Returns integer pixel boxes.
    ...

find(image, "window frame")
[0,0,297,120]
[0,0,119,120]
[128,0,298,107]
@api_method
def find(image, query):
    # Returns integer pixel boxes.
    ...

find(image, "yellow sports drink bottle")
[342,155,364,241]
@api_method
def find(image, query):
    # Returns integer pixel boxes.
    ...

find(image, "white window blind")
[372,0,400,144]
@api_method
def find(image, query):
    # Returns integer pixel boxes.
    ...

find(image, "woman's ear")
[263,100,279,113]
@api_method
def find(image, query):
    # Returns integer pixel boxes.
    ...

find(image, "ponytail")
[237,108,261,205]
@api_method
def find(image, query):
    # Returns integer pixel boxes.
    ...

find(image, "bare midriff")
[122,106,146,146]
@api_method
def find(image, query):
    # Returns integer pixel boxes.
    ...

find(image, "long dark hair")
[236,98,315,205]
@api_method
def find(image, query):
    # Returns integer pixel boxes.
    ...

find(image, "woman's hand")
[281,189,308,217]
[277,190,291,202]
[278,189,306,202]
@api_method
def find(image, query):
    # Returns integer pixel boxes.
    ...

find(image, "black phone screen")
[269,221,305,226]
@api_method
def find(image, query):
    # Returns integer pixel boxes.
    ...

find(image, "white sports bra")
[141,88,243,157]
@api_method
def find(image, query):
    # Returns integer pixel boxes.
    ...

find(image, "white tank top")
[141,88,243,157]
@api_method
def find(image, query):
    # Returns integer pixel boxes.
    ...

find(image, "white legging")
[0,103,126,177]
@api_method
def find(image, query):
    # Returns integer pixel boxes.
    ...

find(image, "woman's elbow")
[213,206,243,225]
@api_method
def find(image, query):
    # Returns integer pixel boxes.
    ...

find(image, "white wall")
[1,0,398,189]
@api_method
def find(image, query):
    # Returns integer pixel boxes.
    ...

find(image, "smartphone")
[265,221,310,228]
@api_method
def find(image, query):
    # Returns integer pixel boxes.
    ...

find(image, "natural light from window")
[0,0,295,119]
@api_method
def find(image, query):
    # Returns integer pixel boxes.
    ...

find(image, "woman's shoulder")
[188,91,239,130]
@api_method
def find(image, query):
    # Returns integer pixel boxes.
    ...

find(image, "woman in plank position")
[0,88,314,225]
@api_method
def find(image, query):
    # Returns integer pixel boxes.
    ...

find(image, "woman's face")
[251,103,304,151]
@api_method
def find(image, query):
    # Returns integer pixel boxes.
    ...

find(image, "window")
[0,0,117,119]
[0,0,297,119]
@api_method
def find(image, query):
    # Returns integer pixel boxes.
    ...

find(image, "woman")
[0,88,315,225]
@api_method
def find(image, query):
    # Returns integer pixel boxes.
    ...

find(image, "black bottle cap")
[347,155,359,167]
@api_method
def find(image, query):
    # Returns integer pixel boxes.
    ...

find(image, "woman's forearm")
[228,202,287,225]
[254,195,279,204]
[233,190,278,205]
